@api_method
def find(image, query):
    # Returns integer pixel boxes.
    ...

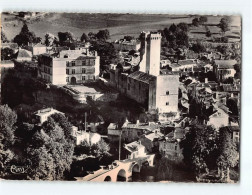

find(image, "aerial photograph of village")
[0,12,241,182]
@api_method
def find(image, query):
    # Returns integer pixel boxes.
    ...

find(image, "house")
[113,38,141,51]
[107,123,121,142]
[121,120,160,143]
[33,107,64,124]
[31,43,47,55]
[72,130,101,145]
[169,59,197,72]
[159,138,183,161]
[213,60,237,82]
[139,130,164,152]
[37,49,100,85]
[15,48,33,61]
[124,141,147,159]
[220,126,240,144]
[207,107,230,130]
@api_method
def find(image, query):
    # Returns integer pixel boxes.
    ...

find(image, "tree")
[177,22,189,32]
[226,98,238,116]
[176,31,189,48]
[50,113,74,142]
[96,29,110,41]
[58,32,74,44]
[199,16,208,25]
[169,23,178,33]
[123,35,134,41]
[191,41,206,53]
[180,125,217,176]
[217,128,239,181]
[218,17,231,34]
[80,32,89,42]
[25,118,74,180]
[192,18,200,27]
[88,32,96,40]
[13,23,40,46]
[155,157,176,180]
[1,47,14,61]
[44,33,58,46]
[0,105,17,177]
[75,139,110,160]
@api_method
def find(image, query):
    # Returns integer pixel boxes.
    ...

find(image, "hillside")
[1,13,241,42]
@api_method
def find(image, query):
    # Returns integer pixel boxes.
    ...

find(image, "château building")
[38,49,100,85]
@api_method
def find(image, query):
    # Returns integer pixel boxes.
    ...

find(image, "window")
[66,69,69,74]
[128,83,130,90]
[66,77,69,82]
[72,69,75,74]
[82,76,85,81]
[66,61,70,67]
[82,68,86,74]
[166,102,169,106]
[93,76,96,80]
[175,145,177,150]
[72,61,76,66]
[82,60,86,66]
[166,91,169,95]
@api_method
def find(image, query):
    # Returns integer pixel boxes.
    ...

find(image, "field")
[1,13,241,42]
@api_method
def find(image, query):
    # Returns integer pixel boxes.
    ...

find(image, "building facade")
[38,50,100,85]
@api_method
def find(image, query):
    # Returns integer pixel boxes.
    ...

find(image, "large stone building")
[109,32,179,114]
[38,49,100,85]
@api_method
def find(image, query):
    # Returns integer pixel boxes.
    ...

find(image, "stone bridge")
[75,155,155,182]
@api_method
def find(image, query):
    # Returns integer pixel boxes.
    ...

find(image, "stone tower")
[139,32,161,76]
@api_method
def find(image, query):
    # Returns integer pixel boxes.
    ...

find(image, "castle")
[109,32,179,116]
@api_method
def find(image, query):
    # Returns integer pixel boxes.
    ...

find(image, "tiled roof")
[178,59,196,65]
[215,60,237,69]
[128,71,156,84]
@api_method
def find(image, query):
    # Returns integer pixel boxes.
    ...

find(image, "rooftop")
[124,141,145,153]
[215,60,237,69]
[128,71,156,84]
[16,49,32,58]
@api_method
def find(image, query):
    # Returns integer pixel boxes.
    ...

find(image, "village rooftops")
[214,60,237,69]
[128,71,156,84]
[221,84,240,92]
[124,141,145,153]
[107,123,118,130]
[34,107,64,117]
[144,131,164,141]
[122,121,160,132]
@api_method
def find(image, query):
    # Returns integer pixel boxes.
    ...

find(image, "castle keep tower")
[139,32,161,76]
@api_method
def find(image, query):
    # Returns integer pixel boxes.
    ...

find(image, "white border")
[0,0,251,194]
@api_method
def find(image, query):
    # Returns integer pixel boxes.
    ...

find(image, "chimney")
[205,77,208,84]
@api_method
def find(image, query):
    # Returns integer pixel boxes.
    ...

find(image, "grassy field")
[1,13,241,42]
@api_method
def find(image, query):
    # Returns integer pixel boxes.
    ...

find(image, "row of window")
[66,76,96,82]
[66,60,95,67]
[66,68,95,75]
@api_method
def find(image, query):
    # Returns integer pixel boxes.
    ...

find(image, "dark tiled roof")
[128,71,156,84]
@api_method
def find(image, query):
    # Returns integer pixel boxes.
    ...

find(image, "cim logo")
[7,165,30,174]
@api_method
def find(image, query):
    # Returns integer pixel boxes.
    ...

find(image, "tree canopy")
[25,117,74,180]
[218,17,231,34]
[0,105,17,177]
[13,23,41,46]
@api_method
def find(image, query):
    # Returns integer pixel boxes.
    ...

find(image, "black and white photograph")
[0,12,242,183]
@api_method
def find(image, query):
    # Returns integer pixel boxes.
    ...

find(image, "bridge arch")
[131,163,140,173]
[117,169,127,182]
[104,176,112,181]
